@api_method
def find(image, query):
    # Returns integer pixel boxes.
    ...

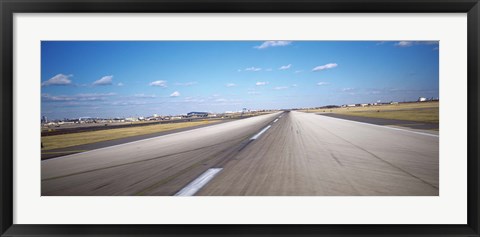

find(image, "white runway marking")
[273,119,279,123]
[174,168,223,196]
[250,125,272,140]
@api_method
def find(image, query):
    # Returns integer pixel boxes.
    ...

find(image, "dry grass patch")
[340,108,439,123]
[42,120,219,151]
[303,101,439,124]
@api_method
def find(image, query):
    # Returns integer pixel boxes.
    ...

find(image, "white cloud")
[134,94,156,98]
[254,41,292,49]
[291,84,298,87]
[312,63,338,72]
[93,75,113,86]
[341,87,357,95]
[170,91,180,97]
[41,94,74,101]
[395,41,438,47]
[77,92,116,97]
[109,101,148,107]
[42,92,116,102]
[422,41,439,45]
[225,83,237,87]
[274,86,288,90]
[265,68,273,71]
[395,41,414,47]
[175,81,197,86]
[41,74,73,86]
[117,82,124,86]
[183,97,205,103]
[256,81,268,86]
[149,80,167,87]
[317,82,329,86]
[248,91,260,95]
[209,98,243,105]
[294,70,303,73]
[279,64,292,70]
[245,67,262,72]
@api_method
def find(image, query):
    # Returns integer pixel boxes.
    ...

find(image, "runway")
[41,111,438,196]
[41,119,231,160]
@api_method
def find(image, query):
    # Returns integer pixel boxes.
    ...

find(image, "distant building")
[41,115,47,124]
[187,112,209,118]
[418,97,427,102]
[78,117,93,123]
[125,117,138,122]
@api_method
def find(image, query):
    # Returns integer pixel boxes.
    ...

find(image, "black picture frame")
[1,0,479,236]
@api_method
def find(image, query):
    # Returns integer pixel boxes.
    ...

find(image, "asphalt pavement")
[320,113,438,131]
[41,119,232,160]
[41,111,438,196]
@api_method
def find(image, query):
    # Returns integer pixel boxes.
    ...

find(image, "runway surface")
[320,113,439,131]
[42,111,438,196]
[41,119,231,160]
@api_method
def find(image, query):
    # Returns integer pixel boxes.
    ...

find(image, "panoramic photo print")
[41,41,439,196]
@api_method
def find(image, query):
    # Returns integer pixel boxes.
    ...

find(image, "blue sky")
[41,41,439,119]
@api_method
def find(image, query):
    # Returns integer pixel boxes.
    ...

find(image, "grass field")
[41,120,220,151]
[304,101,439,124]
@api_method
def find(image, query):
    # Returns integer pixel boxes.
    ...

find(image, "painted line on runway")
[174,168,223,196]
[250,125,272,140]
[240,122,274,150]
[273,119,279,123]
[319,115,439,137]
